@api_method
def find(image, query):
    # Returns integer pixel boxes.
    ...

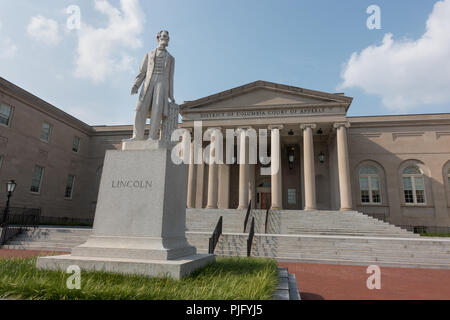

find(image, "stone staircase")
[186,232,450,269]
[3,227,92,252]
[4,210,450,269]
[187,209,420,238]
[273,268,300,300]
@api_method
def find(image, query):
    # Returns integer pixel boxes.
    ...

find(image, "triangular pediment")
[181,81,352,112]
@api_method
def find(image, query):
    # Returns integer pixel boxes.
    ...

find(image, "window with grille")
[402,166,426,204]
[287,188,296,204]
[73,137,81,153]
[359,166,381,204]
[448,169,450,191]
[65,175,75,199]
[41,122,53,142]
[0,104,13,126]
[30,166,44,193]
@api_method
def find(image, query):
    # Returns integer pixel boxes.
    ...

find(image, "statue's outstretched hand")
[131,86,139,95]
[169,97,176,104]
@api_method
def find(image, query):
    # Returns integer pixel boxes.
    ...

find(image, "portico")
[180,81,354,211]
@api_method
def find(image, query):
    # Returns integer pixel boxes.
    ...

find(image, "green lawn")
[420,233,450,237]
[0,257,278,300]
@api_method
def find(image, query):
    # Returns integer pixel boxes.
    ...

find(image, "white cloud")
[0,21,18,59]
[339,0,450,111]
[74,0,144,83]
[27,15,61,45]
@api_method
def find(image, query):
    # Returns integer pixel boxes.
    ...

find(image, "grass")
[0,257,278,300]
[420,233,450,237]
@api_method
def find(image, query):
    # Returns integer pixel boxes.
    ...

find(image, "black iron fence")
[38,216,94,227]
[264,207,270,234]
[208,216,223,254]
[0,207,41,246]
[243,200,252,233]
[247,217,255,257]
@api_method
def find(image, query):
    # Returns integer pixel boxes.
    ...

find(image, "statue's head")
[157,30,170,48]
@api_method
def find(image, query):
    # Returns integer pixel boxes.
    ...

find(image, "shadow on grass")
[189,257,275,278]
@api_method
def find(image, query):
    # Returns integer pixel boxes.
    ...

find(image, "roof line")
[348,112,450,119]
[0,77,93,133]
[181,80,353,108]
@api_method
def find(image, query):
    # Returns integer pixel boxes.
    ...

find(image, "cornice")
[0,77,93,135]
[181,80,353,110]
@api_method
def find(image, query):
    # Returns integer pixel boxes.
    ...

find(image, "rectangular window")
[360,176,381,204]
[41,122,53,142]
[0,155,3,169]
[372,190,381,203]
[30,166,44,193]
[72,137,81,153]
[0,104,13,126]
[65,175,75,199]
[287,188,296,205]
[414,176,425,204]
[361,190,370,203]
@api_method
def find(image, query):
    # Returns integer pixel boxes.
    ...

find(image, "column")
[195,163,205,208]
[334,122,353,211]
[186,141,197,208]
[207,128,221,209]
[218,164,230,209]
[269,125,283,210]
[238,128,250,209]
[301,124,317,210]
[249,164,256,209]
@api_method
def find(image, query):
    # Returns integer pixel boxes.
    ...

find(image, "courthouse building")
[1,77,450,232]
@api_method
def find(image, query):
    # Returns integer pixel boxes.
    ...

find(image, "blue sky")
[0,0,449,125]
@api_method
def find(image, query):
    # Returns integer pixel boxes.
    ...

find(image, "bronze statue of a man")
[129,30,175,141]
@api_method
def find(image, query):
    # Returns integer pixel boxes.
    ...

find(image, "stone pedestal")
[37,141,214,279]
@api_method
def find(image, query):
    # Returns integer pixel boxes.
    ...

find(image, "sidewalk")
[279,261,450,300]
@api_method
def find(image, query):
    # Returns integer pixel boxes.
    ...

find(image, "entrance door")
[260,193,271,210]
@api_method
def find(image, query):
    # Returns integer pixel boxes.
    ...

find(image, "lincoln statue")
[129,30,175,141]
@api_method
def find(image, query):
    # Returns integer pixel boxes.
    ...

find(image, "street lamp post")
[1,180,17,226]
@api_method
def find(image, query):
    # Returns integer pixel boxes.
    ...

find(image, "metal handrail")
[208,216,223,254]
[247,217,255,257]
[264,207,270,234]
[243,200,252,233]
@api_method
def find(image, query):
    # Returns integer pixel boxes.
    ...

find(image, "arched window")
[359,166,381,204]
[402,166,426,204]
[448,168,450,189]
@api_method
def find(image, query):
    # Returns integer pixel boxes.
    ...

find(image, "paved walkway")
[279,262,450,300]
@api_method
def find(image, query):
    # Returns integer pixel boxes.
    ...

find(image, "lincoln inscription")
[111,180,153,189]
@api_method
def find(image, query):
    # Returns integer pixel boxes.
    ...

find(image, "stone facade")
[1,77,449,231]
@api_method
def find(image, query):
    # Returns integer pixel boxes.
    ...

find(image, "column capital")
[236,126,252,130]
[204,127,222,139]
[268,125,284,131]
[205,127,222,132]
[333,122,351,129]
[235,126,253,135]
[300,123,317,130]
